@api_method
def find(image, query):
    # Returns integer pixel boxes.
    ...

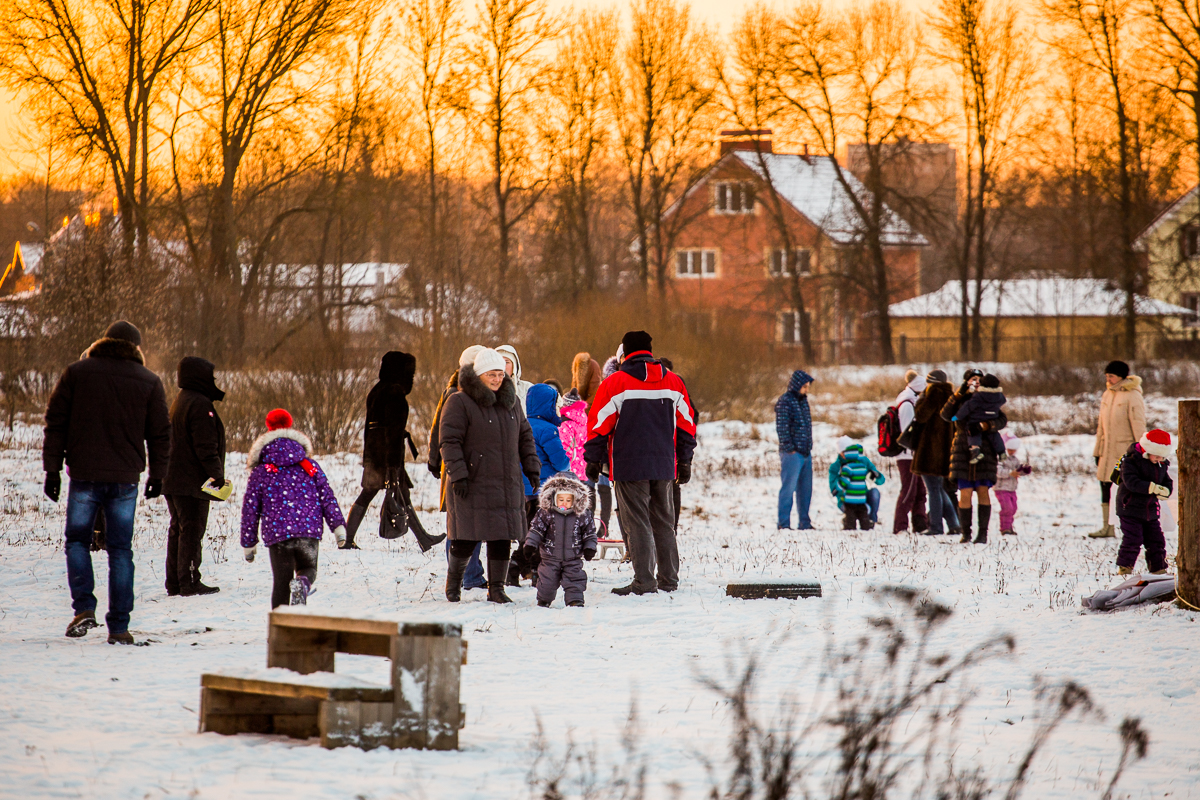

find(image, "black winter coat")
[362,351,416,491]
[43,337,170,484]
[910,381,955,478]
[164,357,226,498]
[941,388,1007,483]
[1116,443,1172,520]
[439,367,540,542]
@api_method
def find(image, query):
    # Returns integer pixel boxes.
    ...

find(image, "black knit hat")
[981,373,1000,389]
[104,320,142,346]
[926,369,948,383]
[1104,360,1130,379]
[621,330,653,354]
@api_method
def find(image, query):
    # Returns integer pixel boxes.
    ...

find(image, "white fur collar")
[248,428,313,468]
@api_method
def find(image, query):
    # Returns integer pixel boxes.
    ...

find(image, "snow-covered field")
[2,411,1199,799]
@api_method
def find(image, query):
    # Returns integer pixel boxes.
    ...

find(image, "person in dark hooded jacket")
[163,357,226,596]
[1114,430,1175,575]
[775,370,814,529]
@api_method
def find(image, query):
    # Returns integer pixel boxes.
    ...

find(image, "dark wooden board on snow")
[726,581,822,599]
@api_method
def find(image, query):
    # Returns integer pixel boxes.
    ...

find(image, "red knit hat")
[1140,429,1175,458]
[265,408,293,431]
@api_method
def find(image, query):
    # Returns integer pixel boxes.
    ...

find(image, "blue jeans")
[778,452,813,528]
[866,488,881,524]
[64,481,138,632]
[920,474,960,535]
[446,541,485,588]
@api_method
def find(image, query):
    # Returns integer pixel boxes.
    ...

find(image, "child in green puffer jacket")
[828,436,886,530]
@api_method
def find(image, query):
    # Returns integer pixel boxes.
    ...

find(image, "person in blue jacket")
[510,382,572,585]
[775,370,814,529]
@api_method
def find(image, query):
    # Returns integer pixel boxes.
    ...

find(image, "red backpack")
[877,403,907,457]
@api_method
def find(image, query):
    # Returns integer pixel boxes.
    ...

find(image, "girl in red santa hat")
[1114,428,1175,575]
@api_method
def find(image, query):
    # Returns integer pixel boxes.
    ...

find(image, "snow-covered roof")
[888,277,1193,318]
[264,262,406,289]
[730,151,928,247]
[1134,185,1198,251]
[18,242,43,275]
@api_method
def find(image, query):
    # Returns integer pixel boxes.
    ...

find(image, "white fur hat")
[836,435,855,453]
[459,345,484,368]
[1002,431,1020,449]
[1140,429,1176,457]
[473,347,507,375]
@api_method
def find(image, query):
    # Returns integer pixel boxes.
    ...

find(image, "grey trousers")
[537,558,587,605]
[614,479,678,591]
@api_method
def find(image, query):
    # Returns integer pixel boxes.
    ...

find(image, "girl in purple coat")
[241,409,347,607]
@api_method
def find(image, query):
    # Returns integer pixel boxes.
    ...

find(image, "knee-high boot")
[341,503,367,549]
[974,504,991,544]
[958,506,973,544]
[446,551,470,602]
[487,558,514,604]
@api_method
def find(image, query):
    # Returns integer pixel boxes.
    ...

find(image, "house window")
[714,182,756,214]
[1182,292,1200,327]
[1182,225,1200,260]
[777,310,809,345]
[768,248,812,277]
[676,249,716,278]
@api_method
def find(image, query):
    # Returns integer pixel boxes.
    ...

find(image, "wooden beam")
[270,611,399,637]
[1178,399,1200,610]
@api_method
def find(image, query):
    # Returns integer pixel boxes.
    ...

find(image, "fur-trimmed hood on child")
[525,473,597,559]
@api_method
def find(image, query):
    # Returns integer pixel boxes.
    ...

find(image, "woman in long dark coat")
[440,348,540,603]
[909,369,961,537]
[941,369,1007,545]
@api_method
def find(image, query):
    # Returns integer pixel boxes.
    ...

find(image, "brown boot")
[65,610,98,638]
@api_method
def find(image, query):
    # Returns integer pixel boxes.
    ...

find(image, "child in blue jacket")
[828,436,885,530]
[510,382,572,586]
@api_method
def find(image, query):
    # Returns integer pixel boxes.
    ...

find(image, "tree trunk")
[1177,399,1200,610]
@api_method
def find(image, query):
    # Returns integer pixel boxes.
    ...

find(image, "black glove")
[453,479,469,499]
[1094,456,1100,466]
[585,461,602,482]
[676,462,692,485]
[44,472,61,502]
[583,548,596,562]
[144,479,163,499]
[522,544,537,561]
[427,460,440,477]
[525,473,541,492]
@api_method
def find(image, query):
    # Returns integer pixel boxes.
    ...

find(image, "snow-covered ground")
[2,413,1198,799]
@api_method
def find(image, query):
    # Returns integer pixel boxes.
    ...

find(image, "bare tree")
[1145,0,1200,176]
[609,0,717,293]
[0,0,212,267]
[931,0,1036,358]
[770,0,937,364]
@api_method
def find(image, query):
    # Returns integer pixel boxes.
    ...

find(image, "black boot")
[958,506,972,543]
[446,552,470,602]
[974,504,991,544]
[505,561,522,587]
[487,559,514,604]
[406,505,446,552]
[341,503,367,549]
[598,483,612,531]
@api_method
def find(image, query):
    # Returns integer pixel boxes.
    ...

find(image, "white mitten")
[1149,483,1171,498]
[334,526,347,547]
[244,545,256,563]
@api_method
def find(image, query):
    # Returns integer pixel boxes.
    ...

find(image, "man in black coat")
[42,320,170,644]
[163,357,226,596]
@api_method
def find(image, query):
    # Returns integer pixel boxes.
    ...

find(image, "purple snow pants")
[995,490,1018,532]
[1117,515,1168,573]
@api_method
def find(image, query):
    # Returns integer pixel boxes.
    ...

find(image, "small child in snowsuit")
[240,409,347,607]
[829,438,885,530]
[994,432,1032,536]
[954,373,1007,464]
[523,473,598,607]
[1114,429,1175,576]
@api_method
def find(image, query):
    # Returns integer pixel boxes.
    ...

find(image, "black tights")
[353,488,378,507]
[449,539,511,560]
[269,538,319,608]
[1100,481,1112,503]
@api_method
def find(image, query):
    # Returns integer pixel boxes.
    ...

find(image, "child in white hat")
[994,431,1031,535]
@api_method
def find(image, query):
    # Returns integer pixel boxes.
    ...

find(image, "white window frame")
[769,248,812,277]
[675,249,717,278]
[714,182,756,214]
[777,310,805,345]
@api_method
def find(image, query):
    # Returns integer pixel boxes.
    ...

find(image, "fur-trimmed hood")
[973,385,1004,394]
[248,428,313,468]
[538,472,590,514]
[86,337,144,364]
[1107,375,1143,393]
[457,364,517,409]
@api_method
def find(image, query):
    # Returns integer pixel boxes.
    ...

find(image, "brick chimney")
[719,129,773,155]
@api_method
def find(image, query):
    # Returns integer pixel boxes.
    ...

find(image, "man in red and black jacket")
[585,330,697,595]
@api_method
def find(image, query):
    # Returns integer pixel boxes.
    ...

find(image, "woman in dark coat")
[940,369,1007,544]
[344,351,445,551]
[909,369,961,537]
[440,348,540,603]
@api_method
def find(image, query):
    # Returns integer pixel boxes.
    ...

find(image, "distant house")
[1135,185,1200,331]
[663,131,927,350]
[887,277,1192,362]
[1,241,44,297]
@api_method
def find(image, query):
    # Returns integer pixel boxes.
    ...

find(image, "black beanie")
[1104,360,1130,379]
[981,373,1000,389]
[621,330,653,354]
[104,320,142,346]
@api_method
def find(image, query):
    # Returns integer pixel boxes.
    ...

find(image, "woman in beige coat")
[1089,360,1146,538]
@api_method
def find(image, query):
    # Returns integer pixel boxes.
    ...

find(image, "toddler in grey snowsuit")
[523,473,597,607]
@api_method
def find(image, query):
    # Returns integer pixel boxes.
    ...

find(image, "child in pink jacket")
[558,388,589,478]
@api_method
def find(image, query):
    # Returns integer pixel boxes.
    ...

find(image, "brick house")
[664,133,927,352]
